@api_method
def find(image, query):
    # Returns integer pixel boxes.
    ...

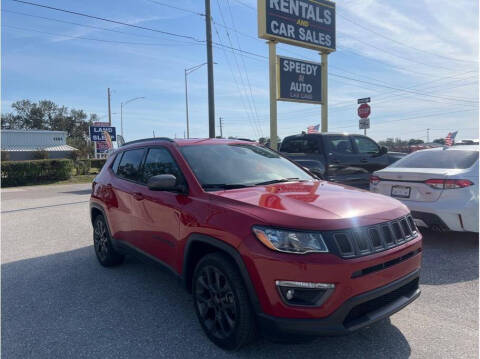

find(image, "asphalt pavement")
[1,183,478,358]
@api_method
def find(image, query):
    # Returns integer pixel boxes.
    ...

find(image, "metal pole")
[185,69,190,138]
[205,0,215,138]
[364,128,367,136]
[219,117,223,138]
[107,88,112,126]
[268,41,277,150]
[120,102,123,138]
[427,128,430,143]
[321,52,328,133]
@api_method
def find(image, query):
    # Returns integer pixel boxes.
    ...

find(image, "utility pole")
[427,128,430,143]
[219,117,224,138]
[107,88,112,125]
[205,0,215,138]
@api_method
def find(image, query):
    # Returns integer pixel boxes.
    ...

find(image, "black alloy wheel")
[93,215,124,267]
[193,253,256,350]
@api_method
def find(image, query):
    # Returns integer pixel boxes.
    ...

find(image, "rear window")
[281,137,320,154]
[391,150,478,169]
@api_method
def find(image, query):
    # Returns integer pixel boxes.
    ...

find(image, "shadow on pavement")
[60,189,92,195]
[2,246,412,359]
[420,230,478,285]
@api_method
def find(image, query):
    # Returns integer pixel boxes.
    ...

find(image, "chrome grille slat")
[331,215,419,259]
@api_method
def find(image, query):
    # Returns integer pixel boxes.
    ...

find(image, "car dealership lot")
[1,184,478,358]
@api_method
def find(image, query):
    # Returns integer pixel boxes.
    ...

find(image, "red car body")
[90,138,422,338]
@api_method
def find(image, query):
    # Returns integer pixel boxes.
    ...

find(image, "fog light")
[275,280,335,307]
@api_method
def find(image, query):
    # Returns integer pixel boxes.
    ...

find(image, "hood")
[209,181,409,230]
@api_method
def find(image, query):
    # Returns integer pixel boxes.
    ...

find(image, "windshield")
[180,144,313,190]
[391,149,479,169]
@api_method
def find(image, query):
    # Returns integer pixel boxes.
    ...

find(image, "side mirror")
[147,174,177,191]
[380,146,388,155]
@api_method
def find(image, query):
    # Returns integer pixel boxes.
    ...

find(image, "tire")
[192,253,256,351]
[93,214,124,267]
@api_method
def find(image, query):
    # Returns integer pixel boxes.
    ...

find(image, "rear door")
[110,148,147,244]
[323,134,370,188]
[351,135,390,173]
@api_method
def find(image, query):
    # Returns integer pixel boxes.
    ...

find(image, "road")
[1,183,478,358]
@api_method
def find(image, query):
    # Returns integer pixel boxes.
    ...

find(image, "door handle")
[133,192,144,201]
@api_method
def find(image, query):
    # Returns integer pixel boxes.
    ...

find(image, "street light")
[121,97,145,139]
[184,62,210,139]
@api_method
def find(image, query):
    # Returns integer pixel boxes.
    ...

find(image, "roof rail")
[122,137,174,146]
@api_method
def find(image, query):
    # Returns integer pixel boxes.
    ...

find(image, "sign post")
[357,103,371,135]
[258,0,336,143]
[269,40,278,150]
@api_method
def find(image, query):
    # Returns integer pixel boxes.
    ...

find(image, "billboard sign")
[89,126,116,142]
[258,0,336,52]
[277,56,322,104]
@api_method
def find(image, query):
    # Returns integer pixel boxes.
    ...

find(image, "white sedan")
[370,145,478,233]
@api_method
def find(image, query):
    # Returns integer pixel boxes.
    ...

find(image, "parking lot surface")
[1,184,478,358]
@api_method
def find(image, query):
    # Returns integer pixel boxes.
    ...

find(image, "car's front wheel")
[93,215,124,267]
[192,253,256,350]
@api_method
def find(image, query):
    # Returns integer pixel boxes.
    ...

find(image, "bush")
[1,159,73,187]
[32,149,49,160]
[90,158,107,169]
[74,159,91,175]
[68,150,80,161]
[1,151,10,161]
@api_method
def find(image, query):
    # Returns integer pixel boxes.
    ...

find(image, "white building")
[1,130,78,161]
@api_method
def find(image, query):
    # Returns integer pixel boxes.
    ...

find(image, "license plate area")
[391,185,411,198]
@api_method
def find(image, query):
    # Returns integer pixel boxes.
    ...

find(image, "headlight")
[252,226,328,254]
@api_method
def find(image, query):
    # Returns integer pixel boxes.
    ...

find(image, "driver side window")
[141,147,184,184]
[353,136,380,154]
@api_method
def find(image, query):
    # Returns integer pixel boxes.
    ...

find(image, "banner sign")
[277,56,322,104]
[258,0,336,52]
[95,141,110,154]
[89,126,116,142]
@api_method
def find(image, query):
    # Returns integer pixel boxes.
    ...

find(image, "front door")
[135,147,187,268]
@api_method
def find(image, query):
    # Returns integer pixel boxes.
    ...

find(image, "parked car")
[370,145,479,233]
[280,133,404,189]
[90,138,422,350]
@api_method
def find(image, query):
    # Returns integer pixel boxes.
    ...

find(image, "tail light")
[370,175,381,185]
[425,179,473,189]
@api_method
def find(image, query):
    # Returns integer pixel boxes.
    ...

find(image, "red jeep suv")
[90,138,422,350]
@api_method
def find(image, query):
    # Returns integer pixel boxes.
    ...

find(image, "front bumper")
[257,269,420,337]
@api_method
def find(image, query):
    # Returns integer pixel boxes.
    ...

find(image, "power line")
[337,12,478,65]
[1,9,195,44]
[12,0,204,42]
[144,0,205,16]
[2,24,201,46]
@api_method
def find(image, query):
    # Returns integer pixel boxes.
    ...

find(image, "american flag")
[307,124,320,133]
[445,131,458,146]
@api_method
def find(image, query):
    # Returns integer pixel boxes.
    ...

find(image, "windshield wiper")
[202,184,253,190]
[254,178,301,186]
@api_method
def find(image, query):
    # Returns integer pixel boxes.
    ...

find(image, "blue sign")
[89,126,116,142]
[277,56,322,104]
[259,0,336,52]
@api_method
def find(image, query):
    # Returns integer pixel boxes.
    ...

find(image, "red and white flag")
[445,131,458,146]
[307,124,320,134]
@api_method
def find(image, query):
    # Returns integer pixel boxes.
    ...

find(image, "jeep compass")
[90,138,422,350]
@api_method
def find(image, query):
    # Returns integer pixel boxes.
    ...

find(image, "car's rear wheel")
[93,215,124,267]
[193,253,256,350]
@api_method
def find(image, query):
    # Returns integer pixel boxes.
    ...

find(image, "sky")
[1,0,479,143]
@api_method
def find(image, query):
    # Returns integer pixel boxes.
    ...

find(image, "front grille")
[343,277,419,328]
[325,215,418,259]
